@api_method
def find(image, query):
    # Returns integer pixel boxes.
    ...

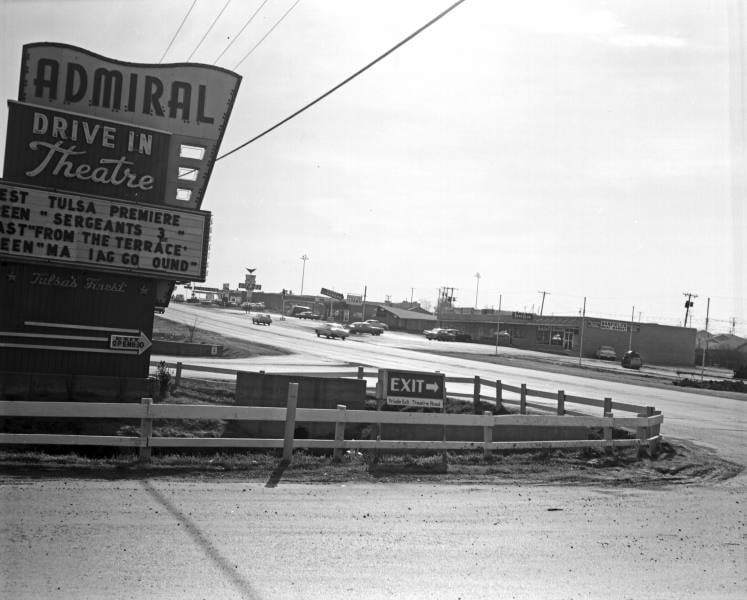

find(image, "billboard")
[0,179,210,280]
[17,43,241,210]
[4,100,170,203]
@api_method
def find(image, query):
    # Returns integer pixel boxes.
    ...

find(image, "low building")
[438,307,696,366]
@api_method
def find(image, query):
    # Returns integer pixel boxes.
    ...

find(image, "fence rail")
[152,361,654,416]
[0,385,663,462]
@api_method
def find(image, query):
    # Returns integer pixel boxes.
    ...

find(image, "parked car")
[621,350,643,370]
[364,319,389,330]
[424,328,450,340]
[298,311,322,320]
[595,345,617,361]
[348,322,383,335]
[252,313,272,326]
[314,323,349,339]
[447,329,471,342]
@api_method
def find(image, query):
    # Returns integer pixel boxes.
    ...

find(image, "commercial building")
[438,307,696,366]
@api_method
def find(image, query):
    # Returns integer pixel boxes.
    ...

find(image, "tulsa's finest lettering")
[25,141,155,190]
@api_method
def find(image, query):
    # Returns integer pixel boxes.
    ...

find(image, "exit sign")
[378,369,446,409]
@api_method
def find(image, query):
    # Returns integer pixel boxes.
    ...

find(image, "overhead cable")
[218,0,468,162]
[187,0,233,62]
[159,0,198,63]
[213,0,272,65]
[232,0,302,70]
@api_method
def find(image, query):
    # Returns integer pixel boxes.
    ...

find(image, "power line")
[187,0,233,62]
[217,0,468,163]
[232,0,302,70]
[213,0,272,65]
[159,0,198,63]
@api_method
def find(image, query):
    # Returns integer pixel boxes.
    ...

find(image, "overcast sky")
[1,0,744,334]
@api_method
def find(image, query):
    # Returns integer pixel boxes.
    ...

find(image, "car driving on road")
[348,322,383,335]
[298,311,322,320]
[364,319,389,330]
[252,313,272,325]
[314,323,349,339]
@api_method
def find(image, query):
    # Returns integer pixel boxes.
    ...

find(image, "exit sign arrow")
[109,331,152,355]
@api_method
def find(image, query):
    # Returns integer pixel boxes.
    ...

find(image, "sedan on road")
[314,323,349,339]
[251,313,272,325]
[364,319,389,330]
[348,322,383,335]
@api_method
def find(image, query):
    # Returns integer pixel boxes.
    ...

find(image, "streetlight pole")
[578,297,586,366]
[474,273,481,308]
[300,254,309,296]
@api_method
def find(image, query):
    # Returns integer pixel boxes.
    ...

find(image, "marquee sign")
[0,179,210,280]
[17,43,241,210]
[4,101,170,203]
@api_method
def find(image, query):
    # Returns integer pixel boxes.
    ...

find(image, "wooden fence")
[0,382,663,463]
[156,361,656,417]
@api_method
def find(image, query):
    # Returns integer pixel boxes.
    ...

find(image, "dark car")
[621,351,643,370]
[297,311,322,320]
[252,313,272,325]
[348,321,383,335]
[446,328,471,342]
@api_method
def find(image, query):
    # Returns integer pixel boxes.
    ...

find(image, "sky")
[0,0,745,335]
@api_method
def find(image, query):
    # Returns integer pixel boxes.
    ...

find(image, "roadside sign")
[109,331,152,355]
[320,287,344,301]
[378,369,446,409]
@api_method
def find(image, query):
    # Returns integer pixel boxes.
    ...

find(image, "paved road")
[159,304,747,466]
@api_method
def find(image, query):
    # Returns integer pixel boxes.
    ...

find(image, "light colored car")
[595,345,617,361]
[252,313,272,325]
[314,323,349,339]
[365,319,389,330]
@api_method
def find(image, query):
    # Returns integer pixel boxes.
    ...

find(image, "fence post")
[333,404,346,461]
[139,397,152,462]
[557,390,565,416]
[603,397,612,416]
[603,410,613,454]
[520,384,527,415]
[495,380,502,412]
[282,383,299,464]
[174,362,182,389]
[473,376,481,414]
[483,411,493,457]
[357,366,364,379]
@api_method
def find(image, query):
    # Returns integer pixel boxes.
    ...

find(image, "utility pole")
[628,305,635,351]
[494,293,502,355]
[701,297,711,373]
[410,287,414,304]
[538,290,550,316]
[578,297,586,366]
[683,292,698,327]
[300,254,309,296]
[362,285,367,320]
[474,273,481,308]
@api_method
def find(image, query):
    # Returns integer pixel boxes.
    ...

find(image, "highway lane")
[158,304,747,465]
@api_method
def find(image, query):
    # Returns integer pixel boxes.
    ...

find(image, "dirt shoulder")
[0,439,742,487]
[152,315,290,359]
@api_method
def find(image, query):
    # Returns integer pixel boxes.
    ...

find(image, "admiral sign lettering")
[321,287,344,301]
[18,43,241,209]
[4,101,170,203]
[0,180,210,280]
